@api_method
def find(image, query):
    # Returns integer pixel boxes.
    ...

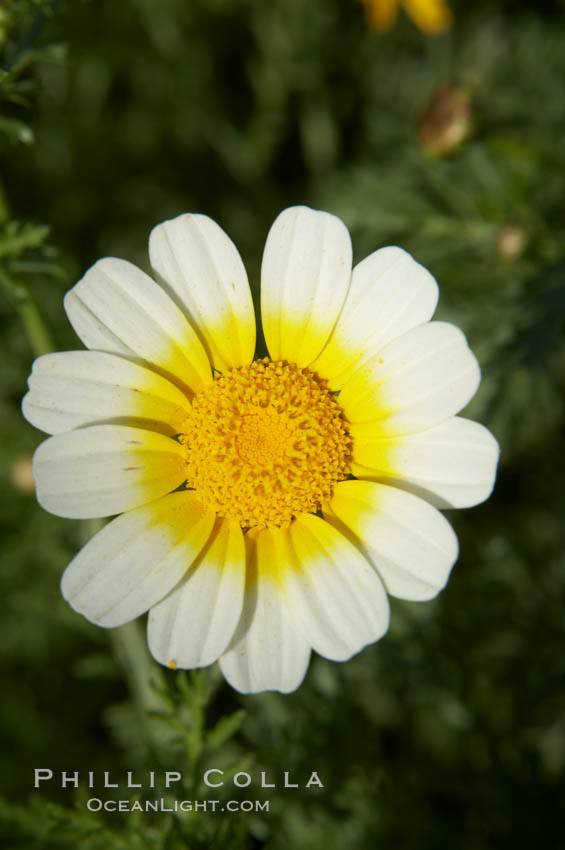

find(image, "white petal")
[22,351,191,437]
[260,206,352,367]
[285,514,389,660]
[33,425,187,519]
[341,321,481,434]
[312,246,438,388]
[219,528,311,694]
[352,416,500,508]
[148,518,246,669]
[149,213,256,371]
[325,480,459,601]
[64,258,211,397]
[61,491,215,628]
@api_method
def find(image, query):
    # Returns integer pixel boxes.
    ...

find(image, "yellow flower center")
[180,358,352,528]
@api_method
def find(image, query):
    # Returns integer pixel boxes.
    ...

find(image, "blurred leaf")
[0,220,50,259]
[207,709,247,752]
[0,114,33,142]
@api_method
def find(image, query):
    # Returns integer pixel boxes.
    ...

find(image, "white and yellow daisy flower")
[22,206,499,694]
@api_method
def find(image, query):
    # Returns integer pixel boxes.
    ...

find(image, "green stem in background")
[111,620,165,715]
[0,267,54,355]
[18,287,54,355]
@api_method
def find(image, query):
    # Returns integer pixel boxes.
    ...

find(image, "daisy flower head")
[22,206,499,694]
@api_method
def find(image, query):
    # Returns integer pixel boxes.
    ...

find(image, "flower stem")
[18,289,55,355]
[111,620,165,714]
[0,268,54,355]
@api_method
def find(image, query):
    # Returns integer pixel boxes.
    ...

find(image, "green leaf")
[207,709,246,751]
[0,115,33,143]
[0,220,50,260]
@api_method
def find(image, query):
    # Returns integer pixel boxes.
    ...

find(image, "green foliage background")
[1,0,564,847]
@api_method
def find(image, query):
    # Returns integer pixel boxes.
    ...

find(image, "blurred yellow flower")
[361,0,452,34]
[0,9,8,50]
